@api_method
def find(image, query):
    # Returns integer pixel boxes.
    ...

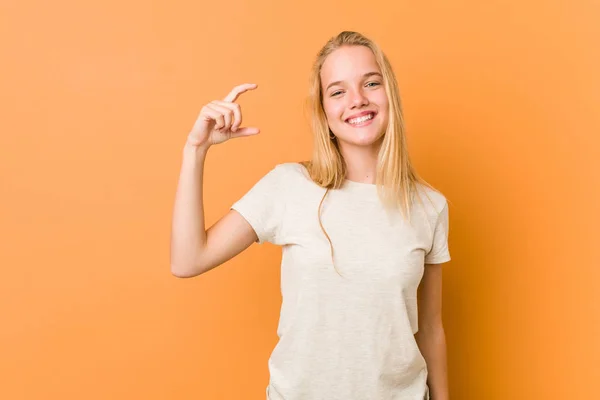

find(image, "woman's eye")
[331,91,343,97]
[366,81,381,88]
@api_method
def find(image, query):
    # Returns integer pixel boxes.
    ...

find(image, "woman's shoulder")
[414,182,449,215]
[271,161,311,181]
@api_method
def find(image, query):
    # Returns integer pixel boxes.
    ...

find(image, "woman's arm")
[415,263,450,400]
[170,144,257,277]
[170,84,261,278]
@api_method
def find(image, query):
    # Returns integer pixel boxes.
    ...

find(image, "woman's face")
[320,45,389,148]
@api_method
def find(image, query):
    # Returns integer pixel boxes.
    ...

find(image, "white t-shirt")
[231,162,451,400]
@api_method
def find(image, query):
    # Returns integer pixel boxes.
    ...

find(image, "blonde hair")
[301,31,440,276]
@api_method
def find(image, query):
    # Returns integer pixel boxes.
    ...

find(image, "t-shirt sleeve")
[230,166,286,245]
[424,200,451,264]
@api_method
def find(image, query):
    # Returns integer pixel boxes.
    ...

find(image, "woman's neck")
[339,142,381,184]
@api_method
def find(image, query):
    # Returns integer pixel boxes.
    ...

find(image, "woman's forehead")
[321,46,380,84]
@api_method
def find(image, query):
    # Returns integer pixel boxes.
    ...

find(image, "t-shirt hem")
[231,204,267,244]
[424,255,451,264]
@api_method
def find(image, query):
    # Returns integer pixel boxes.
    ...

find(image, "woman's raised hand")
[186,83,260,150]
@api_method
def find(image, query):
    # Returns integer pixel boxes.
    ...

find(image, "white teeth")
[347,113,374,125]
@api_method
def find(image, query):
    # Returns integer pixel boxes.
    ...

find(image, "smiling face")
[320,45,389,149]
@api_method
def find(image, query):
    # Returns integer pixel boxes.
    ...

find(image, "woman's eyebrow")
[325,72,383,91]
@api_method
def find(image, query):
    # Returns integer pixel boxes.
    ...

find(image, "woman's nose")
[349,90,369,108]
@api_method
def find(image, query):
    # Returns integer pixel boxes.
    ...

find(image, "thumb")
[230,127,260,138]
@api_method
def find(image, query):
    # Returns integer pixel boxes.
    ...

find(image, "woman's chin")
[337,129,385,148]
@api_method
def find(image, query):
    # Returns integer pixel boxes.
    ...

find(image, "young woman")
[170,31,451,400]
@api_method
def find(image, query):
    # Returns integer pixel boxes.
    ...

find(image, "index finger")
[223,83,258,103]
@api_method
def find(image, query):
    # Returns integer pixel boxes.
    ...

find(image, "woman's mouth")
[345,112,376,127]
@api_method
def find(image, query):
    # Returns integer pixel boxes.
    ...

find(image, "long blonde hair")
[301,31,439,276]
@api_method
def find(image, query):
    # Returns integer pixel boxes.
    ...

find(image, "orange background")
[1,0,598,399]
